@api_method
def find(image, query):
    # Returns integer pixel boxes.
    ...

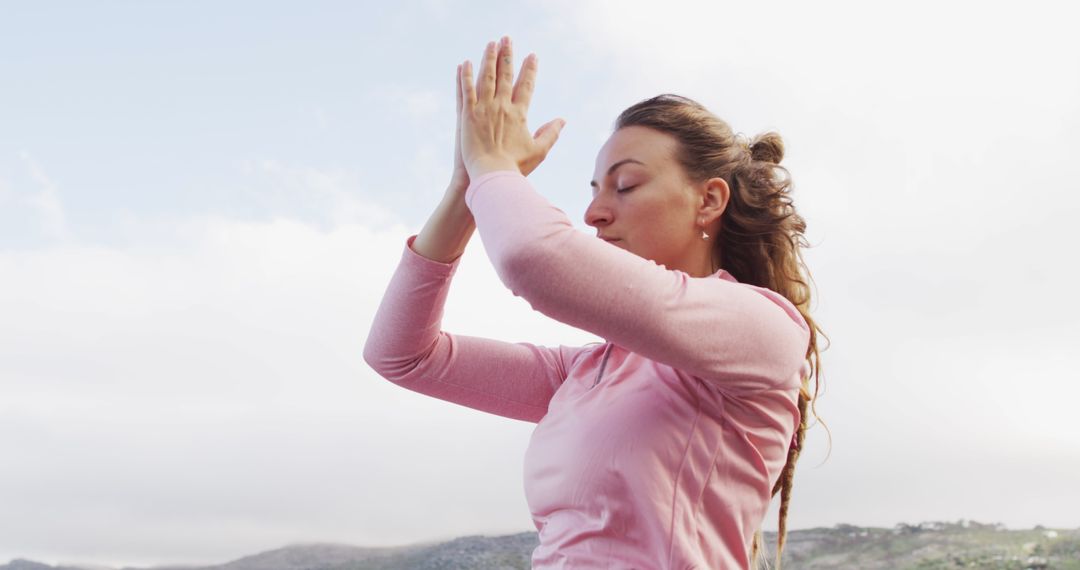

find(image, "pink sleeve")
[465,170,810,393]
[362,234,582,423]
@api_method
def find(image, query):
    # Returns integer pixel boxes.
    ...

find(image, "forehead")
[594,126,679,174]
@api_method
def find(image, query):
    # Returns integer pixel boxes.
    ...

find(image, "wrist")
[447,176,469,195]
[467,155,518,178]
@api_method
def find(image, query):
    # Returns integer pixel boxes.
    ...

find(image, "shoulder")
[737,282,810,332]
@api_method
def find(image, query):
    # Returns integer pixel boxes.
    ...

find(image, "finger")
[476,40,497,102]
[513,53,538,108]
[534,118,566,155]
[455,64,462,116]
[495,35,514,102]
[462,59,477,108]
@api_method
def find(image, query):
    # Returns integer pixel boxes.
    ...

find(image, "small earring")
[699,219,709,240]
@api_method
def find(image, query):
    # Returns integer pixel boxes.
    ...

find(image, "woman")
[363,36,828,570]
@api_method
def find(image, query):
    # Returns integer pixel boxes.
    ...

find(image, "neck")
[687,253,721,278]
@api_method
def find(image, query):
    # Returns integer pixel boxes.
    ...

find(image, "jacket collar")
[713,267,738,282]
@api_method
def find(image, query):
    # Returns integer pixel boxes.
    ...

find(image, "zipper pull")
[591,343,614,388]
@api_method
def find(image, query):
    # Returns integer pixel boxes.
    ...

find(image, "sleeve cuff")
[465,169,526,211]
[403,234,464,276]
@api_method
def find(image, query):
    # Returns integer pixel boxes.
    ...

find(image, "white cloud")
[235,159,400,231]
[0,197,601,565]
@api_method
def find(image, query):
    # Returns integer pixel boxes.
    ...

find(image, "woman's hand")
[458,36,565,179]
[449,62,470,190]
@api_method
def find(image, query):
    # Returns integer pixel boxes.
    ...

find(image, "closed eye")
[617,185,638,193]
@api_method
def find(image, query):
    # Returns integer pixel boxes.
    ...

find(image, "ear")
[698,176,730,226]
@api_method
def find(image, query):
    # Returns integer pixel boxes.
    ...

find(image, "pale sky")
[2,0,1078,567]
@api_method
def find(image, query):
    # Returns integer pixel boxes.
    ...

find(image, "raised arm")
[362,228,581,423]
[464,170,810,394]
[361,49,586,423]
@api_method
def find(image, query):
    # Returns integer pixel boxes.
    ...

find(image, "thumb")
[534,118,566,154]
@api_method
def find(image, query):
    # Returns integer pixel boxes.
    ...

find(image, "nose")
[584,194,614,229]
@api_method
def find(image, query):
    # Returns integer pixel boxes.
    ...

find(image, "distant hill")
[4,520,1078,570]
[757,520,1079,569]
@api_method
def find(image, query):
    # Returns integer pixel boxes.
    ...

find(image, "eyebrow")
[589,158,646,188]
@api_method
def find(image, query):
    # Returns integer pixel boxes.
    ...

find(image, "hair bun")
[749,131,785,164]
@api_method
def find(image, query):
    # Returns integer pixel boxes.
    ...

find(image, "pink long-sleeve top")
[363,170,811,569]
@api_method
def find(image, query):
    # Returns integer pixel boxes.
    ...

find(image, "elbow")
[361,336,386,377]
[741,316,810,390]
[362,333,401,382]
[750,288,812,382]
[362,332,427,385]
[775,322,811,384]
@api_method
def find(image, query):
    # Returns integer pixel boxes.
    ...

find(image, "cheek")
[664,192,700,232]
[631,207,678,252]
[628,194,682,236]
[655,196,693,233]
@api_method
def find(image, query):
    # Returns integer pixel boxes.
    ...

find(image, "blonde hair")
[615,94,832,570]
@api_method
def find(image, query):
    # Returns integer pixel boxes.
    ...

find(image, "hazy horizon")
[5,519,1077,568]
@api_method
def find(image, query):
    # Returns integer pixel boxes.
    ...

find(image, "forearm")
[411,184,476,263]
[362,230,570,422]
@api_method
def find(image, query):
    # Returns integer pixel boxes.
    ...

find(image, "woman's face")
[586,125,724,277]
